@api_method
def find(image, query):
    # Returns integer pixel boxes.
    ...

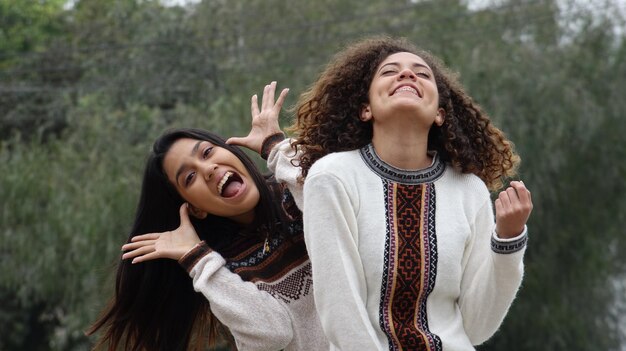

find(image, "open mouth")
[217,171,244,198]
[393,85,421,98]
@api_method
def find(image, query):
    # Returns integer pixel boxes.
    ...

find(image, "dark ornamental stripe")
[179,241,212,273]
[360,144,445,185]
[491,233,528,254]
[229,235,308,283]
[379,180,442,351]
[379,179,396,345]
[260,132,286,160]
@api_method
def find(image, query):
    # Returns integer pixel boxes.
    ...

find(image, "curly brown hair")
[289,35,519,191]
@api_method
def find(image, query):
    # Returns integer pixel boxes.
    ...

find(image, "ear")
[188,204,208,219]
[360,104,372,122]
[435,108,446,127]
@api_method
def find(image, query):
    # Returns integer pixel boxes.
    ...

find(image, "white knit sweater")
[268,140,527,351]
[179,182,328,351]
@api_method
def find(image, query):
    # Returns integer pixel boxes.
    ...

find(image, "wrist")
[495,225,525,239]
[261,132,286,160]
[178,241,212,273]
[491,226,528,254]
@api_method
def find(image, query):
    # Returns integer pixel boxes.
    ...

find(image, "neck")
[371,124,431,170]
[230,210,256,226]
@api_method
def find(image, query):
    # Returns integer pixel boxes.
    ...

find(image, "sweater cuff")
[178,241,212,273]
[261,132,286,160]
[491,226,528,254]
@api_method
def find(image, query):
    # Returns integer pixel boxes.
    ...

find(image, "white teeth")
[217,171,233,195]
[395,86,418,95]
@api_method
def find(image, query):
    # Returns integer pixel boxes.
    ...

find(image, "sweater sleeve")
[303,170,383,351]
[180,243,293,350]
[458,198,527,345]
[266,137,304,210]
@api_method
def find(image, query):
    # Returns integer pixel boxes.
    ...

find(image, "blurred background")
[0,0,624,350]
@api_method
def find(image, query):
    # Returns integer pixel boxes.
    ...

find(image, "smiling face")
[162,138,260,224]
[361,52,444,130]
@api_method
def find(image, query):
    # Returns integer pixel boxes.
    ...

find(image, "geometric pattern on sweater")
[256,261,313,304]
[224,183,311,303]
[360,144,445,185]
[491,232,528,254]
[225,233,308,281]
[379,180,442,351]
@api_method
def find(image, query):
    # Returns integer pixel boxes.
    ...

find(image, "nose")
[398,68,416,80]
[202,164,218,181]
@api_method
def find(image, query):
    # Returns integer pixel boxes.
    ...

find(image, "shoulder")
[305,150,366,197]
[309,150,362,177]
[439,166,491,201]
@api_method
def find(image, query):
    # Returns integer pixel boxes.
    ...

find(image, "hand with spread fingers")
[495,181,533,238]
[121,203,202,263]
[226,81,289,153]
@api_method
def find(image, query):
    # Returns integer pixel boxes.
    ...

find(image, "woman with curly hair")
[235,37,533,350]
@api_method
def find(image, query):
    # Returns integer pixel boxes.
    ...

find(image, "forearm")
[265,137,304,209]
[459,203,528,344]
[180,242,293,350]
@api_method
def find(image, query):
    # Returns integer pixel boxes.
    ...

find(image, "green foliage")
[70,0,218,109]
[0,0,66,65]
[0,0,72,140]
[0,0,625,350]
[0,98,157,349]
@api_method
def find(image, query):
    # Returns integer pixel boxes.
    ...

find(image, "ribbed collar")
[359,143,446,184]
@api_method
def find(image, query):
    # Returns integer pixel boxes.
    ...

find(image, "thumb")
[226,136,247,146]
[179,203,192,226]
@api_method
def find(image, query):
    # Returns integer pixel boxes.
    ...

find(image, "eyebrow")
[175,140,202,187]
[378,62,431,73]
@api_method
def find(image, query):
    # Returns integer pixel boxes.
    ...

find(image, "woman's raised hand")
[495,181,533,238]
[121,203,202,263]
[226,81,289,154]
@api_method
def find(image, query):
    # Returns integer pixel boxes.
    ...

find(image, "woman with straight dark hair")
[87,85,327,351]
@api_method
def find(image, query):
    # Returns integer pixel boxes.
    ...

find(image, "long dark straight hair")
[87,128,287,351]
